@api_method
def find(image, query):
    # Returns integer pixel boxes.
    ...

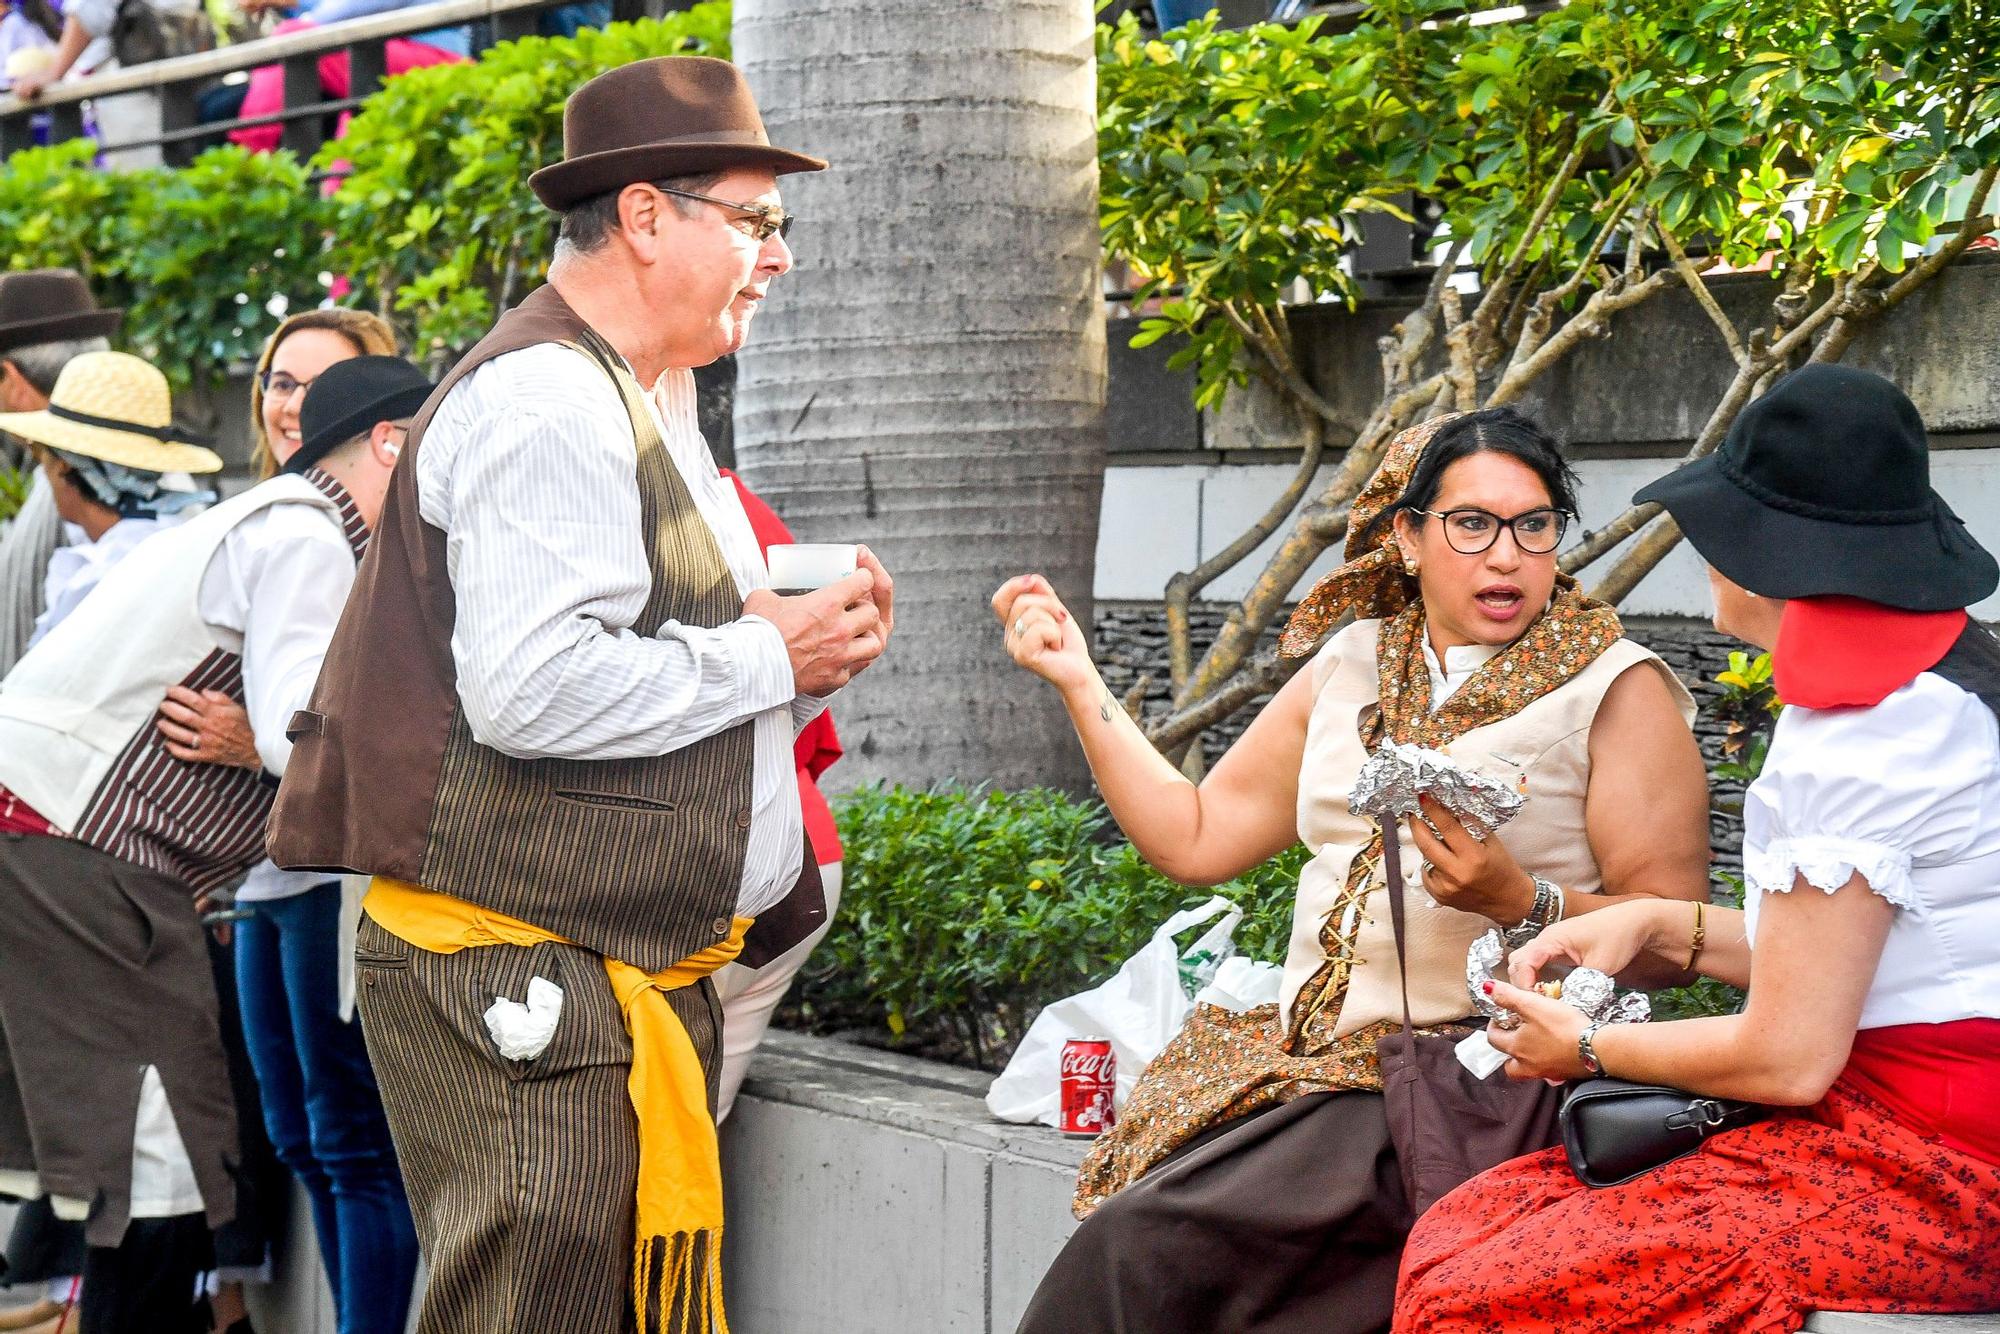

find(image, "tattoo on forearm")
[1099,690,1115,724]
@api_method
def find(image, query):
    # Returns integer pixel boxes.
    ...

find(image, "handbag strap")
[1380,819,1416,1038]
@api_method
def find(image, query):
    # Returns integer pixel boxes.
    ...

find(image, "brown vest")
[269,285,822,973]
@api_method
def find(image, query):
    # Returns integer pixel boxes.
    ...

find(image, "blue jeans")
[235,883,418,1334]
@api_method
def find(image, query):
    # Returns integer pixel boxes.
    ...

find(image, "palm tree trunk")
[733,0,1108,793]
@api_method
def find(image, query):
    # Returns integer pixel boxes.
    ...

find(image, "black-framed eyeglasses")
[1414,506,1570,555]
[257,369,314,399]
[652,184,795,242]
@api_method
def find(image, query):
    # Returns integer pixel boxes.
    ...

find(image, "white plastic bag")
[986,896,1256,1127]
[1192,954,1284,1012]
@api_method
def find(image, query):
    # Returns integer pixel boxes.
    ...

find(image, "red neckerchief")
[1772,595,1968,709]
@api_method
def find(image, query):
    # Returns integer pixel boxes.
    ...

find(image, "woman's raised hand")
[992,574,1096,695]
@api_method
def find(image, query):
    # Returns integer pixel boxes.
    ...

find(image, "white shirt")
[416,343,823,918]
[1421,639,1501,710]
[199,501,359,902]
[29,516,167,649]
[1743,671,2000,1030]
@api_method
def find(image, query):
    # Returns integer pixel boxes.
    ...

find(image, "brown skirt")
[1017,1090,1413,1334]
[0,834,238,1246]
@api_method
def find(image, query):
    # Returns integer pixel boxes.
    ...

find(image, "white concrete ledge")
[1807,1318,2000,1333]
[721,1030,1085,1334]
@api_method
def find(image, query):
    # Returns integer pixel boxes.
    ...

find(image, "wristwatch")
[1577,1021,1605,1076]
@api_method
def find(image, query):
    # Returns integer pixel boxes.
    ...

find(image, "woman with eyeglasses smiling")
[998,406,1710,1333]
[249,309,398,481]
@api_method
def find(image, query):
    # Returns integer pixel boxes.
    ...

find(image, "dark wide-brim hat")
[287,355,434,474]
[1634,363,1997,612]
[0,269,123,354]
[528,56,827,212]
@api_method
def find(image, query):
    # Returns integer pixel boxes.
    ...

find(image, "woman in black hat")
[1393,364,2000,1333]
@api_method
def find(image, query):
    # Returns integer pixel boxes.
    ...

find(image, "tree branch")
[1586,511,1683,606]
[1489,268,1673,404]
[1659,226,1747,366]
[1146,649,1304,752]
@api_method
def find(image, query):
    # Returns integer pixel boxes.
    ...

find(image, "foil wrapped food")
[1347,740,1525,841]
[1457,928,1652,1078]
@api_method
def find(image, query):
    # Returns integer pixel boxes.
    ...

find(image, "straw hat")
[0,350,222,474]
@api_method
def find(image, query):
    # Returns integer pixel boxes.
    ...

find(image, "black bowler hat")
[286,356,434,476]
[0,269,123,354]
[1634,364,1996,611]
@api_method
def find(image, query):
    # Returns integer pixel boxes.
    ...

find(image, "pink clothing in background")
[229,17,461,153]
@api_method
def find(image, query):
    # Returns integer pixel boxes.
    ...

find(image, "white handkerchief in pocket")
[484,976,564,1061]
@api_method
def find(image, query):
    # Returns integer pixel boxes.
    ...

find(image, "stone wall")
[1093,603,1753,873]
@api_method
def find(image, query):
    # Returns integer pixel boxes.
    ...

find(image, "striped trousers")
[356,914,723,1334]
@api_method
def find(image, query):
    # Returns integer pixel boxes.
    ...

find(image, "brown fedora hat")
[528,56,827,212]
[0,269,123,354]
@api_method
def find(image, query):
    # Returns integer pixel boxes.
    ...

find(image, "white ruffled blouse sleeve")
[1742,674,1998,915]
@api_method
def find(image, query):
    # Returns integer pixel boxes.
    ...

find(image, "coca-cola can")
[1059,1037,1117,1138]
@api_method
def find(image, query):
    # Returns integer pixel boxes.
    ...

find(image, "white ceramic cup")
[766,543,860,593]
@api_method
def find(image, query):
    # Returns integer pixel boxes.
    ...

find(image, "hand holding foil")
[1457,928,1650,1078]
[1348,741,1524,842]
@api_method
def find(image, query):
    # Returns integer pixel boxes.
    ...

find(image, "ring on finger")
[1492,1013,1521,1031]
[1013,617,1027,639]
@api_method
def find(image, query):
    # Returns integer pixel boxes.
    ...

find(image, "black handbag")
[1560,1077,1763,1187]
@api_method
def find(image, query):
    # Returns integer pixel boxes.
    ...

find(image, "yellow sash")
[364,877,748,1334]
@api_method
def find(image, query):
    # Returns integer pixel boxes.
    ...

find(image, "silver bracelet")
[1502,873,1562,949]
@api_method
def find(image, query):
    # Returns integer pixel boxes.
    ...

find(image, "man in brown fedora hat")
[0,268,124,675]
[271,55,893,1334]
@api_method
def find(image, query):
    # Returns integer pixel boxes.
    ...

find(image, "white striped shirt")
[416,343,820,918]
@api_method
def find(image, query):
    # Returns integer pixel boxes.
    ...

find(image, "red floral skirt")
[1394,1081,2000,1334]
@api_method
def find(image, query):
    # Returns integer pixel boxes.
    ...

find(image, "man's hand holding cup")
[746,543,894,696]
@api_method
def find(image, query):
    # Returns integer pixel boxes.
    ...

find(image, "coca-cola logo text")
[1061,1049,1114,1081]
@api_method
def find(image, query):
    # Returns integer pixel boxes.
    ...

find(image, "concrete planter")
[721,1031,1084,1334]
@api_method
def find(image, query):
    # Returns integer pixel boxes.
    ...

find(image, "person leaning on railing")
[5,0,210,152]
[218,0,465,151]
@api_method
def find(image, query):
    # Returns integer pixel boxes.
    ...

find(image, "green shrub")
[321,5,731,363]
[0,140,332,392]
[802,783,1302,1069]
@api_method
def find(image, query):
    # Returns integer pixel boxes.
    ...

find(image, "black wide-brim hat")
[287,355,435,474]
[1635,363,1997,612]
[0,269,123,353]
[528,56,827,212]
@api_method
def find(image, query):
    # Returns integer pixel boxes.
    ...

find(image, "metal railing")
[0,0,684,165]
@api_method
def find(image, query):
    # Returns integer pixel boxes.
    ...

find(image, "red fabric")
[1844,1020,2000,1166]
[0,786,52,836]
[1395,1081,2000,1334]
[229,20,465,154]
[1773,595,1968,709]
[723,470,844,862]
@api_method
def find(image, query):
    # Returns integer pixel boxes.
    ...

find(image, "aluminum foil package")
[1348,740,1524,842]
[1456,928,1652,1078]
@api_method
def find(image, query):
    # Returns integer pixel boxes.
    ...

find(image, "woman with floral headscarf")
[995,407,1711,1333]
